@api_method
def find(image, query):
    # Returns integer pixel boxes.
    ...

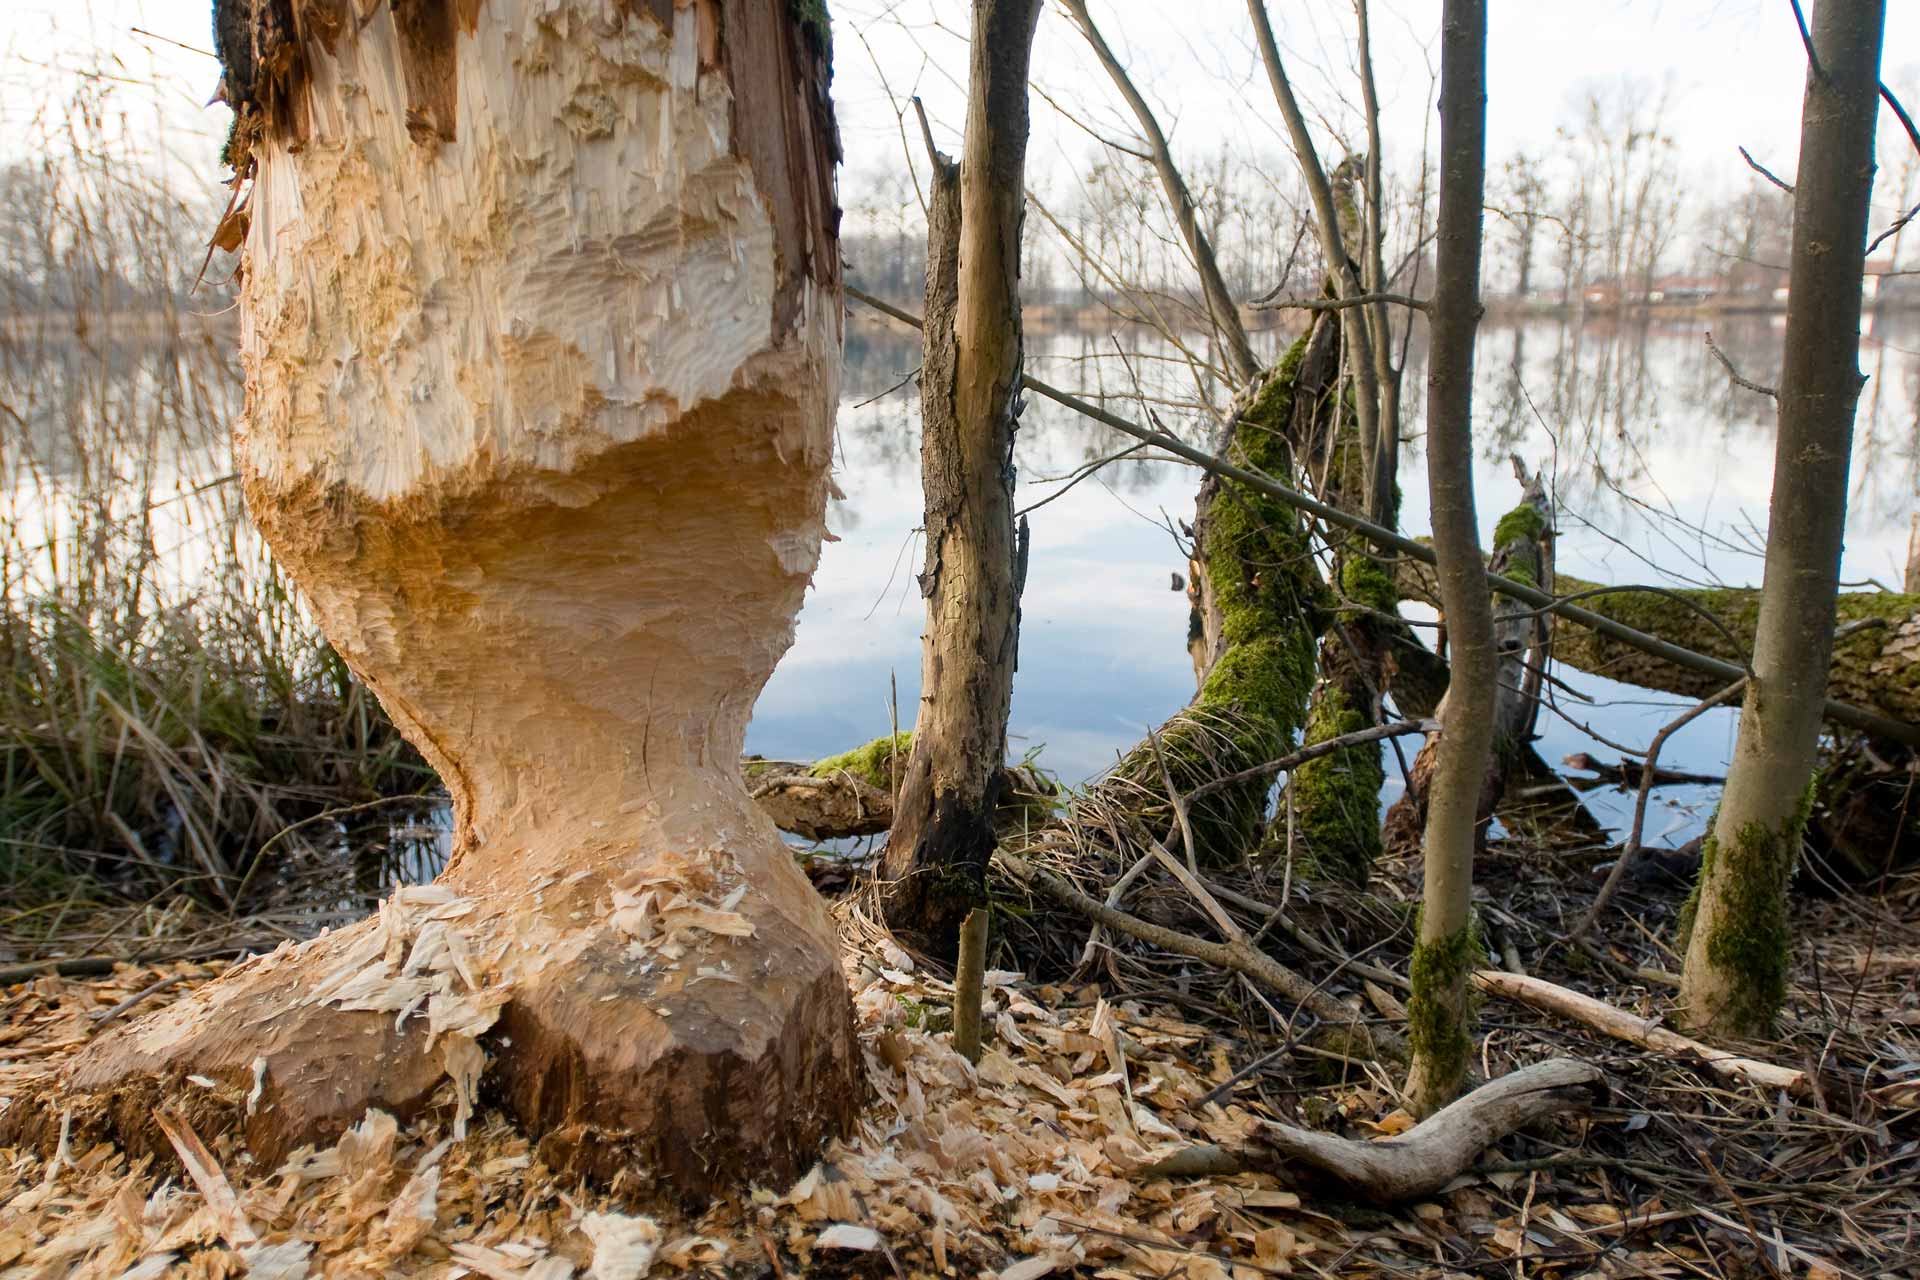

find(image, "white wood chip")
[583,1210,661,1280]
[814,1223,882,1251]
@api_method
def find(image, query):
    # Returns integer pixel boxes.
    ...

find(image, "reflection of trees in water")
[844,312,1920,548]
[841,322,1237,501]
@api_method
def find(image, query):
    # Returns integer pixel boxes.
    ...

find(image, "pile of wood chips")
[0,925,1900,1279]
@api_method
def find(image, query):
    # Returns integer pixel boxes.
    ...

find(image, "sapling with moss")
[1679,0,1887,1035]
[1405,0,1493,1117]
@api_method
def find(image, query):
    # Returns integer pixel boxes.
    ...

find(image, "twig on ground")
[997,849,1408,1062]
[1472,969,1809,1096]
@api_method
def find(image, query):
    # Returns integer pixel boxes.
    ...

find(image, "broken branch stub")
[0,0,856,1202]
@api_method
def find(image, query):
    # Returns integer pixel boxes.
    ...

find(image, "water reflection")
[8,310,1918,881]
[769,310,1920,846]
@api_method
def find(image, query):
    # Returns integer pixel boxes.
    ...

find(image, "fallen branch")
[996,850,1407,1063]
[1143,1058,1606,1203]
[1560,752,1726,792]
[1472,970,1809,1097]
[845,288,1920,747]
[0,945,254,988]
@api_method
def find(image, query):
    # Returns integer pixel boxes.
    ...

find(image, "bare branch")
[1705,329,1779,400]
[1738,145,1795,194]
[1253,291,1429,314]
[1880,79,1920,162]
[844,288,1920,747]
[1570,678,1747,940]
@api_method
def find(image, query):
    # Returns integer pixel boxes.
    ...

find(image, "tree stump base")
[0,833,858,1205]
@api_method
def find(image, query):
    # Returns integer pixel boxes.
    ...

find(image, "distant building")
[1646,275,1718,304]
[1582,278,1628,306]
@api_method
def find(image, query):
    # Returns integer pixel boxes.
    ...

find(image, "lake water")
[759,308,1920,849]
[9,309,1919,862]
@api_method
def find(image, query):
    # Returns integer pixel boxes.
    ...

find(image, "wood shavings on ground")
[2,876,1917,1277]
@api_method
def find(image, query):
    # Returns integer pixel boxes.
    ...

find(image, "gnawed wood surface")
[0,0,856,1201]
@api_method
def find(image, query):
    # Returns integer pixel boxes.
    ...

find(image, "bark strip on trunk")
[880,0,1043,953]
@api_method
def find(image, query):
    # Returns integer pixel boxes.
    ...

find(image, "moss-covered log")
[1271,308,1390,883]
[1395,560,1920,733]
[1104,333,1327,867]
[744,735,1054,842]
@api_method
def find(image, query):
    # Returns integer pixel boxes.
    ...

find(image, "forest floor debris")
[2,846,1917,1277]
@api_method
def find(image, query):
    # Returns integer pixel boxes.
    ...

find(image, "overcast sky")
[3,1,1916,223]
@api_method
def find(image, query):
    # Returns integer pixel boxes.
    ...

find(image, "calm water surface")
[11,310,1920,860]
[757,309,1920,847]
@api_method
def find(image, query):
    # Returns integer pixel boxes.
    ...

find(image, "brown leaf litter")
[3,875,1918,1278]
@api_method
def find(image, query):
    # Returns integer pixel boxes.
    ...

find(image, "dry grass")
[0,68,426,943]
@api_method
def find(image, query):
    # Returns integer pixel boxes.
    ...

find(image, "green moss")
[808,732,911,788]
[1406,916,1483,1097]
[1682,781,1815,1034]
[1127,333,1326,866]
[789,0,833,75]
[1289,687,1383,885]
[1491,502,1546,550]
[1337,555,1399,620]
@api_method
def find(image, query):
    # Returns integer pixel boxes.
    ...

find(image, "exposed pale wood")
[1145,1058,1606,1203]
[1,0,857,1201]
[1473,970,1808,1096]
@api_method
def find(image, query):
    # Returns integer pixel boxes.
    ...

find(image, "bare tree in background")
[881,0,1044,953]
[1406,0,1493,1116]
[1680,0,1887,1037]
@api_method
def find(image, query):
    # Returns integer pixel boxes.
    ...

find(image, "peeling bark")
[1,0,856,1202]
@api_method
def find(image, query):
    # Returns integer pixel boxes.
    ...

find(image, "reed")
[0,67,426,932]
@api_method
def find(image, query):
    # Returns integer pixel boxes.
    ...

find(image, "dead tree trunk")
[1681,0,1887,1036]
[1,0,856,1200]
[879,0,1042,953]
[1406,0,1492,1118]
[1383,477,1551,859]
[1264,294,1391,883]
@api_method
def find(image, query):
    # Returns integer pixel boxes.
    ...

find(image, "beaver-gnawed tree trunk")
[880,0,1042,954]
[0,0,857,1201]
